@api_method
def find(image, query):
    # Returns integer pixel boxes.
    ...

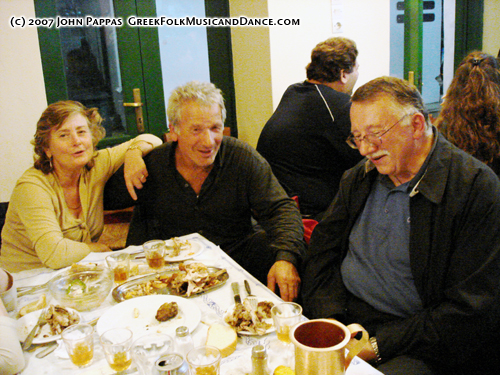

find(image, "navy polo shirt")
[341,131,437,317]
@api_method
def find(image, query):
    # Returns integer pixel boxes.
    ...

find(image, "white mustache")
[367,150,389,160]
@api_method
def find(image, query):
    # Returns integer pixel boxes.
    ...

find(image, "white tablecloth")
[13,233,383,375]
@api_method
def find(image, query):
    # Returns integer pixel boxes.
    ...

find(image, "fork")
[22,309,47,350]
[244,280,258,310]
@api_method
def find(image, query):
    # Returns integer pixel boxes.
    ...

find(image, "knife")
[231,282,242,304]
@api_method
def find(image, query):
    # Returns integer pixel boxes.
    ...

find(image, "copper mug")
[290,319,368,375]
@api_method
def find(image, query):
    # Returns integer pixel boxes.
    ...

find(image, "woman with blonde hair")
[435,51,500,175]
[0,101,162,272]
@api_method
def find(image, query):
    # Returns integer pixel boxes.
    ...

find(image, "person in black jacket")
[301,76,500,375]
[256,37,363,220]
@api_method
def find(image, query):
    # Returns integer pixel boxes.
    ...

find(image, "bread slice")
[19,293,46,317]
[205,323,237,357]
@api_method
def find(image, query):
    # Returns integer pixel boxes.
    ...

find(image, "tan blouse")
[0,139,143,272]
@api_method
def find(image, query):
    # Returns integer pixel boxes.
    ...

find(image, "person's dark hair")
[32,100,106,174]
[306,37,358,83]
[351,76,430,126]
[435,51,500,166]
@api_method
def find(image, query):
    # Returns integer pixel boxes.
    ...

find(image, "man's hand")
[124,149,148,200]
[267,260,300,302]
[88,243,112,253]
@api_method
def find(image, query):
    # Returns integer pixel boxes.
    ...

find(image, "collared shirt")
[341,128,438,317]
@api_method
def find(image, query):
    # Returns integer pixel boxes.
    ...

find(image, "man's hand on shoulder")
[124,149,148,200]
[267,260,300,302]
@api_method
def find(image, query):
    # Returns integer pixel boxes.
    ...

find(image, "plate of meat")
[224,298,275,336]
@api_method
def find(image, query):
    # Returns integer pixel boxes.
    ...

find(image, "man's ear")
[44,149,52,159]
[340,69,349,84]
[168,124,179,142]
[411,113,428,139]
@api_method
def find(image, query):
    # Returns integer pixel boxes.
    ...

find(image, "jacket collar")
[363,127,448,204]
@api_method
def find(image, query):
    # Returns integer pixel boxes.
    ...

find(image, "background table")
[13,233,383,375]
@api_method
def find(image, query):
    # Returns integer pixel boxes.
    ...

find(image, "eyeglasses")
[346,113,414,149]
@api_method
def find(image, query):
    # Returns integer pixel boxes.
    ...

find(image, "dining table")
[11,233,383,375]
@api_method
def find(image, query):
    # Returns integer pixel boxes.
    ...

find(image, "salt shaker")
[174,326,194,358]
[251,345,270,375]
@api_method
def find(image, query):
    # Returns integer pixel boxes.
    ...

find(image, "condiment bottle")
[251,344,270,375]
[175,326,194,358]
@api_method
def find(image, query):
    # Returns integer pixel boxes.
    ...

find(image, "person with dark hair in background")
[257,37,363,221]
[435,50,500,175]
[302,76,500,375]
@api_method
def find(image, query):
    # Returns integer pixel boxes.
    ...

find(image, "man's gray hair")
[167,81,226,128]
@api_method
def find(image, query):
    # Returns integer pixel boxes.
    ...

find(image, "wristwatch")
[369,336,382,365]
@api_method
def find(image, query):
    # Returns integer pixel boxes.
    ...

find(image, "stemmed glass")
[270,302,303,368]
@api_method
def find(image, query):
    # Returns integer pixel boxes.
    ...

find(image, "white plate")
[223,298,275,336]
[17,307,82,345]
[96,295,201,340]
[163,239,204,262]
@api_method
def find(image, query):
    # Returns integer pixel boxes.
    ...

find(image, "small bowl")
[48,267,113,312]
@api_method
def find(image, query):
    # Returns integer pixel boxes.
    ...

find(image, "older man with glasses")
[301,76,500,375]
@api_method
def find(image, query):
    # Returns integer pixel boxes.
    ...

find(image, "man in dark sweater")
[257,37,363,220]
[105,81,305,302]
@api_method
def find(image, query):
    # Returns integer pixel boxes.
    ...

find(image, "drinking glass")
[143,240,166,270]
[100,328,133,372]
[270,302,302,368]
[105,253,130,284]
[186,345,221,375]
[131,333,173,375]
[61,323,94,368]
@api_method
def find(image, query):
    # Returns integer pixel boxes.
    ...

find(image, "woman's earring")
[49,156,53,171]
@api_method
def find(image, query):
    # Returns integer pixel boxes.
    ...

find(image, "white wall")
[267,0,390,110]
[0,0,47,202]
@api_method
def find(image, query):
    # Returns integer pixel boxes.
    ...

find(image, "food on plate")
[19,293,47,317]
[133,308,140,318]
[69,263,100,272]
[165,263,227,297]
[44,305,80,335]
[274,365,295,375]
[205,323,237,357]
[169,237,191,257]
[120,263,227,300]
[123,275,170,299]
[155,302,178,322]
[225,299,274,335]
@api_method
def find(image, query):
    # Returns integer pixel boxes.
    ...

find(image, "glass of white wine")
[270,302,303,368]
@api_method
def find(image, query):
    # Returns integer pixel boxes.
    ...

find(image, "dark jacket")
[302,131,500,370]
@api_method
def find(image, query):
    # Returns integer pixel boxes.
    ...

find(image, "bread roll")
[205,323,237,357]
[19,294,46,317]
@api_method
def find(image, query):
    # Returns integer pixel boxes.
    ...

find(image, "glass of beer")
[61,323,94,368]
[105,253,131,284]
[100,328,134,372]
[271,302,302,368]
[143,240,166,270]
